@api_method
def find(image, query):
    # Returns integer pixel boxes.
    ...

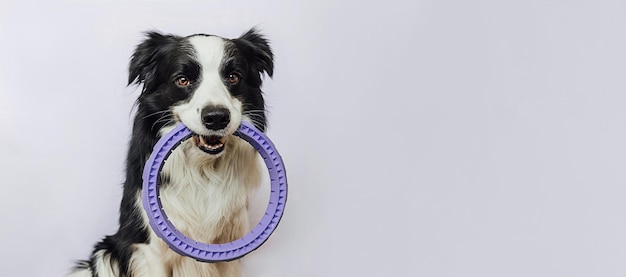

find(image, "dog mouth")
[192,134,226,155]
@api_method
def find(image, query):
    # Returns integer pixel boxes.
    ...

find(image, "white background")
[1,0,626,276]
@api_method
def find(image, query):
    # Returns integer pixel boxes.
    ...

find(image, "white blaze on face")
[173,35,243,136]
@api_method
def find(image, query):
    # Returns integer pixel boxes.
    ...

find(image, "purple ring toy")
[141,121,287,262]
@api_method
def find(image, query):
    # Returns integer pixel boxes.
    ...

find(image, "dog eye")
[226,73,240,85]
[175,76,191,87]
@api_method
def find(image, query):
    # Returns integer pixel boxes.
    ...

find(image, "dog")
[69,28,273,277]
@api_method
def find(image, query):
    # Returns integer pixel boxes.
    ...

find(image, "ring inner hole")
[158,136,271,244]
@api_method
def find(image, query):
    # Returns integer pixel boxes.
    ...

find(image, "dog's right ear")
[128,31,175,92]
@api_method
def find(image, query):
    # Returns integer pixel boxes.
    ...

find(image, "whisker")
[142,110,171,120]
[242,110,267,127]
[151,114,175,132]
[242,109,266,115]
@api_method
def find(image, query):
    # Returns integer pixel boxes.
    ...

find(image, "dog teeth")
[194,135,225,150]
[203,143,224,150]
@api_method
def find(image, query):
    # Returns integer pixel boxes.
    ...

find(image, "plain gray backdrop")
[1,0,625,276]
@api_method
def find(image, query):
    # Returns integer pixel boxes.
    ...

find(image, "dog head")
[128,28,273,157]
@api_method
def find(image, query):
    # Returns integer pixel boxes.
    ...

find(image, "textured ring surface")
[141,121,287,262]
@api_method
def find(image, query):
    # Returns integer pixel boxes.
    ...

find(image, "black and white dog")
[70,28,273,277]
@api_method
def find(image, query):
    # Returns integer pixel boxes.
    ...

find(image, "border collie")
[70,28,273,277]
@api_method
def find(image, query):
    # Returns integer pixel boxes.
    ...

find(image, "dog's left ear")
[234,28,274,80]
[128,32,180,93]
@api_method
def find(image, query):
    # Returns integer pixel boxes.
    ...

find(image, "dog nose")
[201,107,230,130]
